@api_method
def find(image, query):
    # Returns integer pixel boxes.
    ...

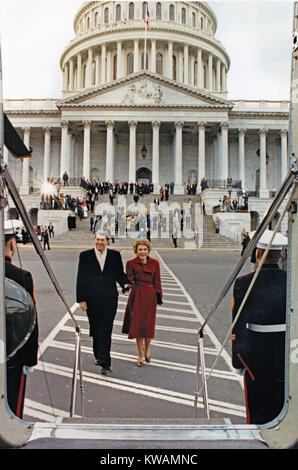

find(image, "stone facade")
[3,1,289,202]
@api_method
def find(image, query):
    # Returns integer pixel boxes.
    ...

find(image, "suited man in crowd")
[4,221,39,419]
[232,230,288,425]
[76,231,130,375]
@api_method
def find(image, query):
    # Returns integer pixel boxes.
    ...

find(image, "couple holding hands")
[76,232,163,375]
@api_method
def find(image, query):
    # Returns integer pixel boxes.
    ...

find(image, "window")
[95,12,99,26]
[181,8,186,24]
[173,55,177,81]
[156,53,163,75]
[116,4,121,21]
[194,61,198,86]
[129,2,134,19]
[104,7,109,24]
[169,4,175,21]
[192,12,196,27]
[92,61,96,85]
[200,17,204,29]
[156,2,161,20]
[87,17,90,29]
[142,2,148,20]
[127,53,134,75]
[113,55,117,80]
[141,52,149,70]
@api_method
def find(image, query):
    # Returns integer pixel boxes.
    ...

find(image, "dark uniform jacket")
[232,263,287,424]
[5,256,39,368]
[76,248,128,337]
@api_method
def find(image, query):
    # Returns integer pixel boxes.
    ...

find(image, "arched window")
[82,63,87,88]
[169,4,175,21]
[127,53,134,75]
[156,53,163,75]
[203,64,207,88]
[141,52,149,70]
[113,55,117,80]
[94,12,99,26]
[87,17,90,29]
[192,12,196,27]
[104,7,109,24]
[181,8,186,24]
[200,17,204,29]
[173,55,177,81]
[129,2,134,19]
[142,2,148,20]
[156,2,162,20]
[116,4,121,21]
[194,61,198,86]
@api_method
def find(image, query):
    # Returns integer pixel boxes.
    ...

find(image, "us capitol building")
[4,1,289,229]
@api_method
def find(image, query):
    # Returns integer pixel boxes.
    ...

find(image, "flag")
[145,5,150,30]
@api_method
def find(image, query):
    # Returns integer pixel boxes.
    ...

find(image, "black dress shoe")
[101,367,113,376]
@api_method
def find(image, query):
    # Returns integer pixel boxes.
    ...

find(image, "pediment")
[59,73,232,109]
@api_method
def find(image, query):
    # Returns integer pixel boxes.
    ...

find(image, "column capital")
[175,121,184,129]
[258,128,268,135]
[221,122,229,130]
[128,121,138,129]
[83,120,92,129]
[22,127,31,134]
[43,127,52,135]
[238,128,247,136]
[105,120,115,129]
[280,129,288,137]
[198,121,207,130]
[152,121,161,129]
[61,121,69,130]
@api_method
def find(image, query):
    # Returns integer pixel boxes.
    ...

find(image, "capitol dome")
[60,1,230,98]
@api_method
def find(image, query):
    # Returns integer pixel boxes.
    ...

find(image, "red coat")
[122,256,163,339]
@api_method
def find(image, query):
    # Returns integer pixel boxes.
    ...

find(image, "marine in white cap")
[232,229,288,425]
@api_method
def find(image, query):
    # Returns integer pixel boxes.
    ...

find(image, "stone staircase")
[49,192,240,250]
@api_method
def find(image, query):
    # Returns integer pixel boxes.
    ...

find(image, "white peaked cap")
[250,229,288,250]
[4,219,24,235]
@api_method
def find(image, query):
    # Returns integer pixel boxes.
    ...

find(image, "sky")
[0,0,294,101]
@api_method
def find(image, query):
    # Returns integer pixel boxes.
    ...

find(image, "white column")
[151,39,156,73]
[174,121,184,194]
[60,121,69,178]
[197,48,203,89]
[208,53,213,91]
[77,53,82,90]
[152,121,161,193]
[280,129,288,183]
[167,41,173,80]
[43,127,51,182]
[63,63,69,91]
[184,44,189,84]
[83,121,91,180]
[238,129,246,190]
[107,49,112,82]
[128,121,137,184]
[117,41,122,79]
[20,127,30,195]
[221,122,229,181]
[216,59,221,92]
[134,39,139,73]
[101,44,106,83]
[259,128,269,197]
[69,58,74,91]
[221,64,226,92]
[105,121,115,182]
[86,48,93,88]
[3,146,9,165]
[95,52,100,85]
[198,122,206,183]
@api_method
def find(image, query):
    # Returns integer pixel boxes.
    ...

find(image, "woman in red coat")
[122,239,163,366]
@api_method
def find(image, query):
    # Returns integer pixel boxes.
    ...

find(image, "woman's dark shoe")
[145,356,151,363]
[137,360,144,367]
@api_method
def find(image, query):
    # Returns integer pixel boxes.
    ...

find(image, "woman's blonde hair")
[133,238,151,254]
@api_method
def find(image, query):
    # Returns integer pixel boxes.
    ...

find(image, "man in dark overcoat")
[76,231,130,375]
[232,230,288,425]
[5,221,39,419]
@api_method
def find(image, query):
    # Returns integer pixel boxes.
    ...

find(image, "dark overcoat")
[232,263,287,424]
[76,248,128,337]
